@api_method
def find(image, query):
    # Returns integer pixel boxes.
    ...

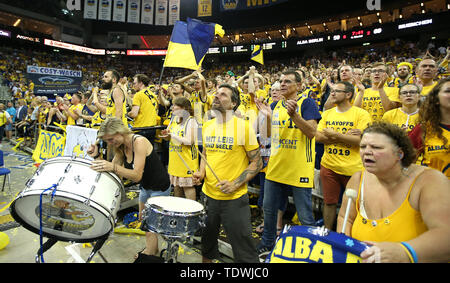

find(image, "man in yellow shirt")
[96,69,128,127]
[128,74,159,143]
[237,67,261,124]
[390,62,414,88]
[315,81,372,230]
[256,70,322,255]
[382,84,420,133]
[354,62,400,121]
[61,93,83,125]
[416,58,438,96]
[193,84,262,263]
[175,70,208,126]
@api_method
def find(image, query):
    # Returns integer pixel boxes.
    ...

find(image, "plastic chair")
[0,150,11,194]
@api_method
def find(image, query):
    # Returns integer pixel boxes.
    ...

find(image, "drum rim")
[10,191,116,243]
[147,205,205,217]
[145,196,205,216]
[41,156,124,189]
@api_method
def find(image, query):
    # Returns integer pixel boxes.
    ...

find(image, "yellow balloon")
[0,232,10,250]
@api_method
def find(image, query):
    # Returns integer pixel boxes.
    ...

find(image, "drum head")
[146,196,204,213]
[10,191,113,243]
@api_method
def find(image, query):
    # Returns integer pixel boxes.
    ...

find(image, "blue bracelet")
[401,242,418,263]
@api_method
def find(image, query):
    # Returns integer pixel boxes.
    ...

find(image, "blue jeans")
[260,179,315,248]
[139,185,172,203]
[257,172,287,211]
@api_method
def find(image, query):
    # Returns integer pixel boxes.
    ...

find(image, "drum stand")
[35,236,109,263]
[161,236,180,263]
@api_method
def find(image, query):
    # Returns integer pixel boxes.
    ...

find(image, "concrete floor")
[0,141,220,263]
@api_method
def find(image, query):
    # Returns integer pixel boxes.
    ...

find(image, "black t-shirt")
[124,135,170,191]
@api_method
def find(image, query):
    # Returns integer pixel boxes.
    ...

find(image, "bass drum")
[10,157,123,243]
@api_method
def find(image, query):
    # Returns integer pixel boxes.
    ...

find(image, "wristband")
[399,243,414,263]
[401,242,418,263]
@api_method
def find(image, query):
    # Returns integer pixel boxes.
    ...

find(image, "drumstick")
[197,150,221,183]
[341,189,358,234]
[174,150,193,175]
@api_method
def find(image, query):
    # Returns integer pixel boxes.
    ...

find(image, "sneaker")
[256,243,273,257]
[256,243,273,263]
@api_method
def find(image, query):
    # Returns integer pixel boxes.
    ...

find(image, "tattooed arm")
[216,148,263,194]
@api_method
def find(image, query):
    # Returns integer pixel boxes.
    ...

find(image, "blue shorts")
[139,185,172,203]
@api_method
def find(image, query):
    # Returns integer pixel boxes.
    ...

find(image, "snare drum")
[10,157,123,243]
[141,196,205,238]
[266,225,369,263]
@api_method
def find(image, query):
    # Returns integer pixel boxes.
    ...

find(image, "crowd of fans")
[0,37,448,147]
[0,31,449,262]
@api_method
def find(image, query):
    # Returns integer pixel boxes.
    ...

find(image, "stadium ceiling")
[0,0,429,32]
[0,0,446,48]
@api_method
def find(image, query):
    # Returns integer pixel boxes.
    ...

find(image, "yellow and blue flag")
[251,45,264,65]
[164,18,224,70]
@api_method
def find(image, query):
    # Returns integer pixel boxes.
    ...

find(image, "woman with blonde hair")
[87,117,171,262]
[160,97,199,201]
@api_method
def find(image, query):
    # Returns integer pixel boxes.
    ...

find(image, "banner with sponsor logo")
[32,130,66,163]
[26,65,83,95]
[113,0,127,22]
[98,0,112,21]
[84,0,98,19]
[220,0,288,12]
[141,0,154,24]
[127,0,141,23]
[168,0,180,26]
[198,0,212,17]
[63,126,98,160]
[155,0,168,26]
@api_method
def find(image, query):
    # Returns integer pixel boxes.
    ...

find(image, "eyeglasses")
[399,90,419,96]
[372,69,386,74]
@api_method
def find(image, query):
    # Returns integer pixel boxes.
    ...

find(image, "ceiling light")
[13,19,21,27]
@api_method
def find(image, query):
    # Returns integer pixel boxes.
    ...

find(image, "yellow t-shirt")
[90,111,106,129]
[0,112,7,127]
[255,89,268,100]
[190,91,207,126]
[39,107,49,124]
[132,88,158,128]
[420,81,438,96]
[318,106,372,176]
[239,91,259,124]
[67,104,83,125]
[265,97,321,188]
[201,116,259,200]
[421,125,450,178]
[381,108,419,133]
[361,87,400,121]
[107,87,128,127]
[391,76,414,88]
[168,117,199,178]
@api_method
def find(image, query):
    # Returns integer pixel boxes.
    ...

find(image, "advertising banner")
[26,65,83,95]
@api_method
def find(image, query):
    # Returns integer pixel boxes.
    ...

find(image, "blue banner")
[220,0,288,12]
[26,66,83,95]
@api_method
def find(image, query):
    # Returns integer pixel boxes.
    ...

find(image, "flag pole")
[157,63,165,125]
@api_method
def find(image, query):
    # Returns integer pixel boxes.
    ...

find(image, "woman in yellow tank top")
[160,97,199,200]
[337,122,450,262]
